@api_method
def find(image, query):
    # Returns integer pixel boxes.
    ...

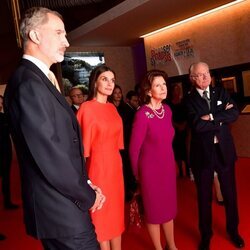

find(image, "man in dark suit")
[185,62,244,250]
[4,7,104,250]
[119,90,139,202]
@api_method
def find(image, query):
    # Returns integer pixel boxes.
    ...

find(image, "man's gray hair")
[189,62,209,75]
[20,7,62,46]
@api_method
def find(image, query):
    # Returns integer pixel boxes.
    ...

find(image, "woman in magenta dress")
[129,69,178,250]
[77,65,124,250]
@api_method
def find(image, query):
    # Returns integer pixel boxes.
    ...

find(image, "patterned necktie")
[202,90,210,109]
[48,70,61,93]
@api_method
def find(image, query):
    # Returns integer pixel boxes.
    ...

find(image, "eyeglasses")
[190,71,210,79]
[70,94,84,98]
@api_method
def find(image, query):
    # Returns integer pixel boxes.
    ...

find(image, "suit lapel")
[209,86,217,113]
[191,88,210,112]
[21,59,78,130]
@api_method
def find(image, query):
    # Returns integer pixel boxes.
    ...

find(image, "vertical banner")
[149,39,199,75]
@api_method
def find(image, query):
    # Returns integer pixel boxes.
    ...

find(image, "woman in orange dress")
[77,65,124,250]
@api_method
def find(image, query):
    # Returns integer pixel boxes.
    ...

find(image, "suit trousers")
[41,229,100,250]
[195,144,239,240]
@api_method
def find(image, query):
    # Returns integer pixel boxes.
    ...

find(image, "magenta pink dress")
[129,104,177,224]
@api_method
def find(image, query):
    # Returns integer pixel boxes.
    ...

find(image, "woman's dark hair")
[140,69,168,104]
[108,84,123,103]
[87,65,116,100]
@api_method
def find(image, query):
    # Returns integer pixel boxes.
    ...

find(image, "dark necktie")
[202,90,210,109]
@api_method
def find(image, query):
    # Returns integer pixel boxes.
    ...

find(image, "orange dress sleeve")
[118,122,124,150]
[76,103,93,158]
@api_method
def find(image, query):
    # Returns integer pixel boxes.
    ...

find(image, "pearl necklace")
[148,104,165,119]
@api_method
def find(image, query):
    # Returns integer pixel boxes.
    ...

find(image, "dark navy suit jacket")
[185,85,239,172]
[4,59,96,239]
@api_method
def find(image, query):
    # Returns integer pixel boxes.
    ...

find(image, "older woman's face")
[95,71,115,97]
[148,76,167,101]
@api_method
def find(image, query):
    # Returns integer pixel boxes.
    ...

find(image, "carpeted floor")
[0,154,249,250]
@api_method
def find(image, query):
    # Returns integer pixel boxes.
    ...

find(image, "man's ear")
[29,30,40,44]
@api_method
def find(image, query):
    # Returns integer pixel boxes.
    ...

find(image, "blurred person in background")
[125,90,139,110]
[109,84,126,115]
[69,86,88,114]
[168,84,191,179]
[120,90,140,202]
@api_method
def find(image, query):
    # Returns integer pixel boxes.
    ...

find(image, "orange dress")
[77,100,125,242]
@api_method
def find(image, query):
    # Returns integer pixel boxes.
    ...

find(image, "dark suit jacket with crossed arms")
[184,85,239,172]
[4,59,96,239]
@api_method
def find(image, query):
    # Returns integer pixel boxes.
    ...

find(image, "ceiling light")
[140,0,245,38]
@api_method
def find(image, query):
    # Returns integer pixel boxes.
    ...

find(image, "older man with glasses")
[185,62,244,250]
[69,87,88,114]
